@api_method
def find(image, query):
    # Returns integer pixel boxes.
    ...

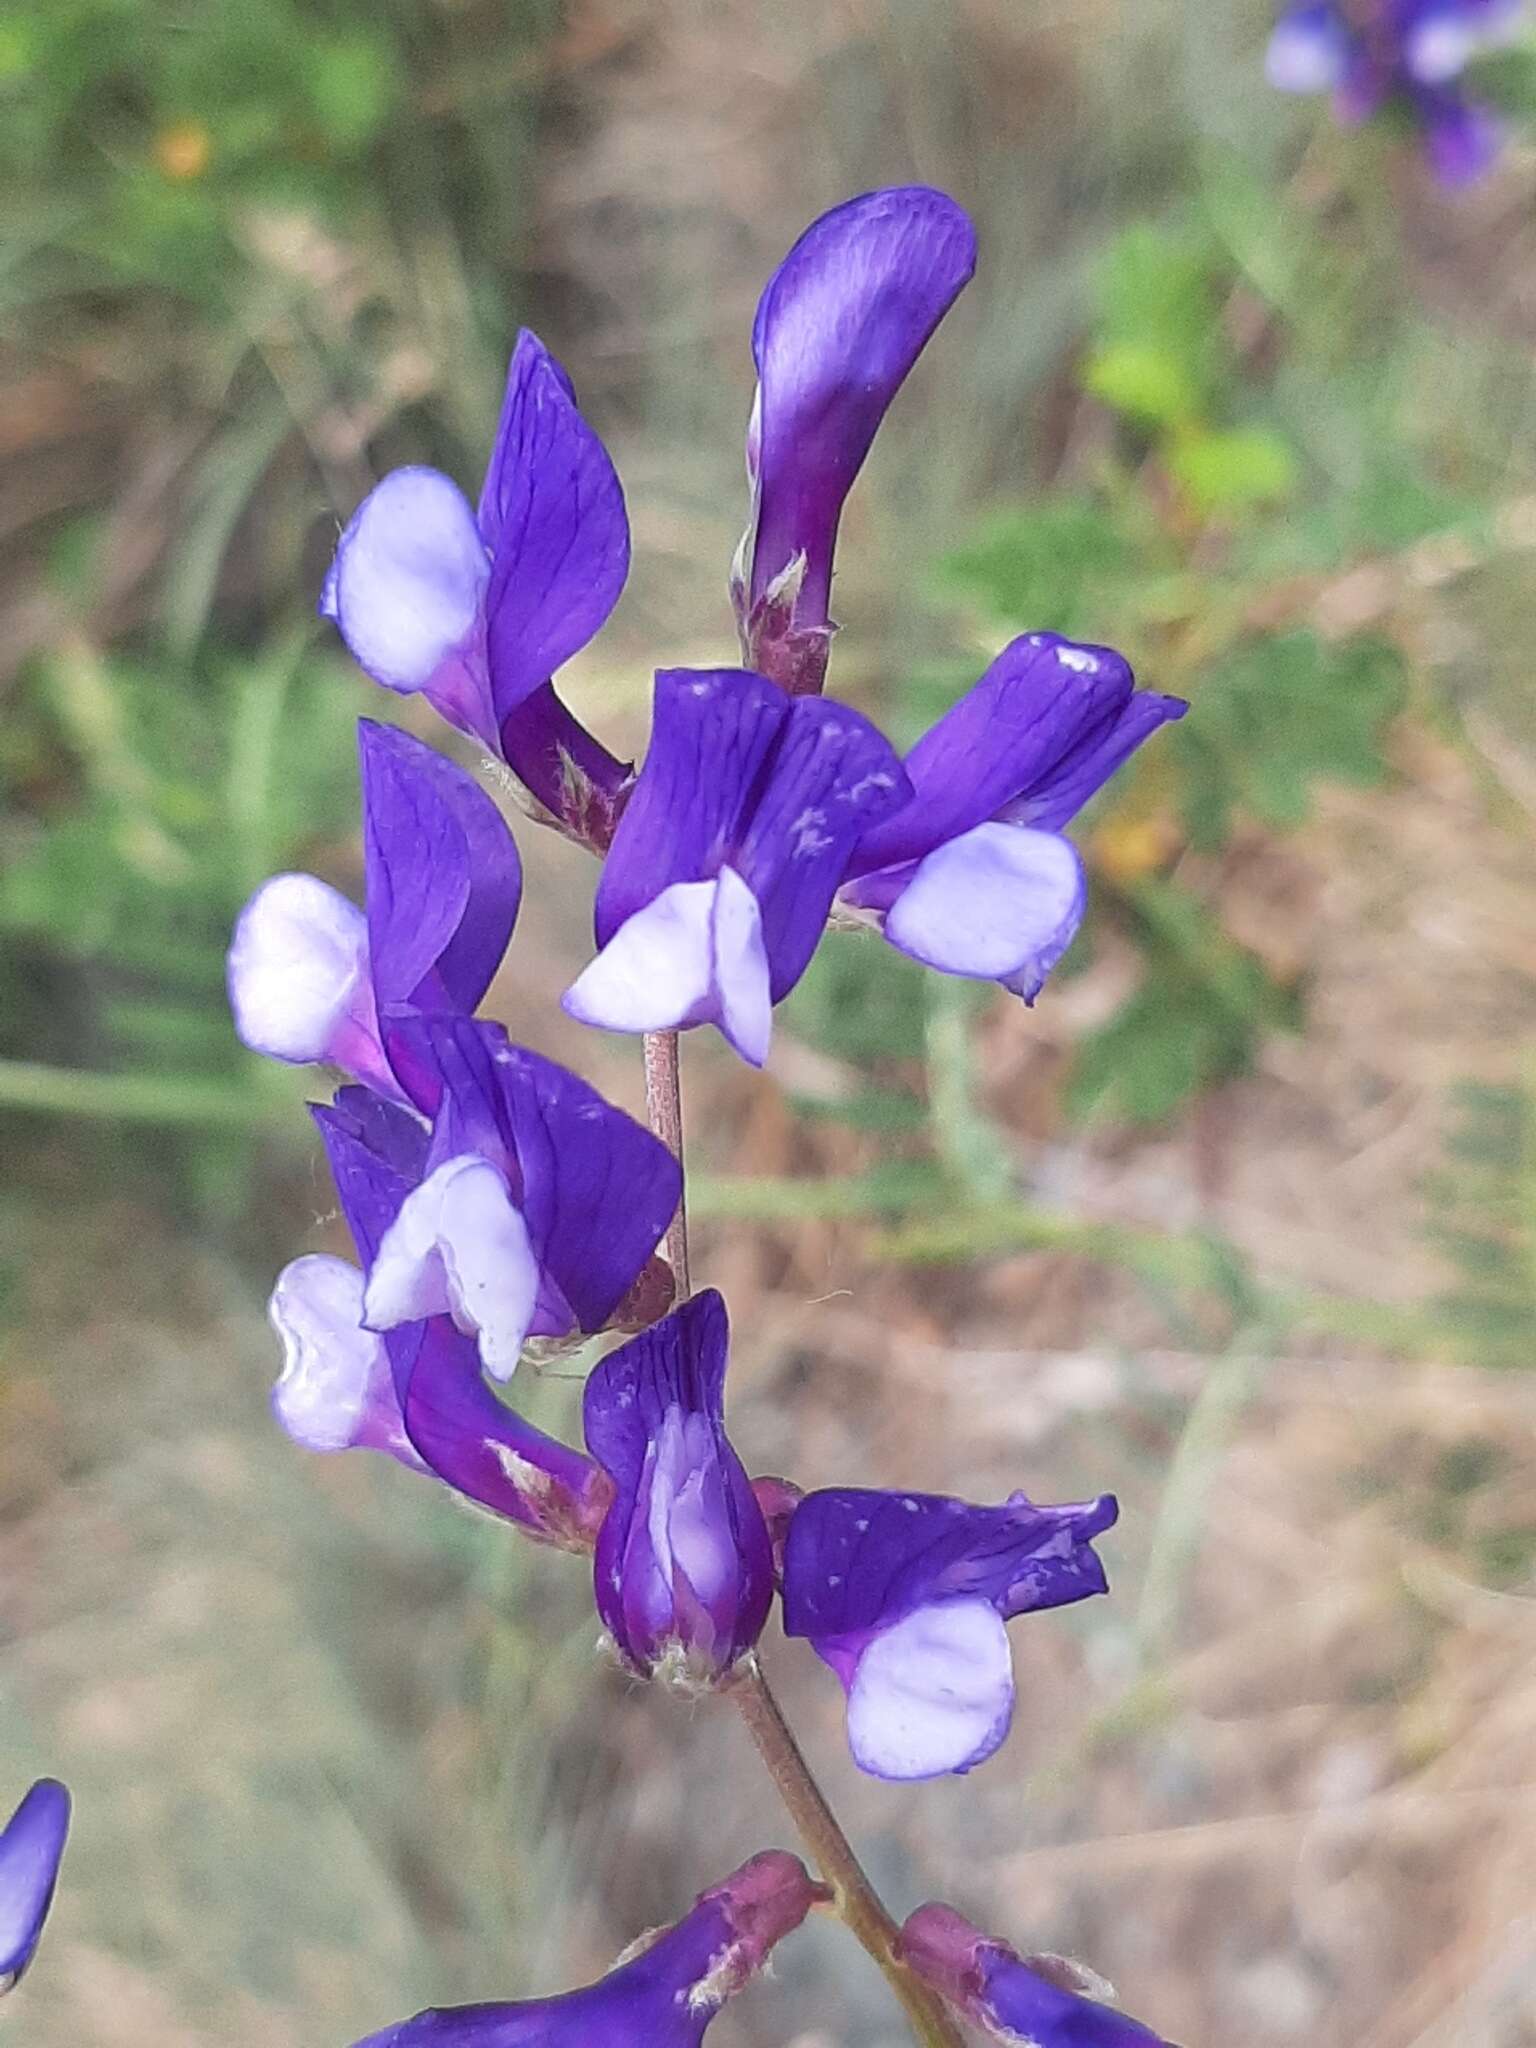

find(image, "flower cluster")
[229,185,1182,2044]
[1267,0,1525,183]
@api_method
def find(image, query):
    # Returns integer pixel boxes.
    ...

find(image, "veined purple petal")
[582,670,909,1053]
[584,1290,772,1680]
[1415,82,1502,182]
[322,468,497,747]
[411,1019,684,1340]
[747,188,976,631]
[349,1851,821,2048]
[899,1905,1175,2047]
[1008,691,1188,836]
[480,332,631,728]
[782,1487,1117,1644]
[312,1086,430,1263]
[878,823,1087,1002]
[845,1596,1016,1779]
[733,696,911,999]
[1266,3,1353,92]
[564,871,773,1067]
[592,669,790,945]
[364,1154,541,1383]
[847,634,1148,878]
[358,721,521,1019]
[0,1780,69,1994]
[268,1253,429,1464]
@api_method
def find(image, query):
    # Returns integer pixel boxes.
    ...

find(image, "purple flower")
[270,1077,622,1549]
[898,1905,1175,2047]
[318,1019,682,1383]
[563,667,911,1065]
[0,1779,70,1995]
[736,187,977,695]
[840,633,1185,1002]
[583,1290,773,1684]
[349,1849,824,2047]
[320,333,631,846]
[781,1484,1117,1780]
[229,721,521,1105]
[1266,0,1514,184]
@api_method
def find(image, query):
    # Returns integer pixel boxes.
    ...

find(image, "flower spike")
[899,1904,1176,2046]
[349,1851,823,2046]
[584,1290,774,1685]
[738,186,977,693]
[564,667,911,1064]
[781,1484,1117,1779]
[321,332,631,845]
[0,1779,70,1995]
[840,632,1184,1001]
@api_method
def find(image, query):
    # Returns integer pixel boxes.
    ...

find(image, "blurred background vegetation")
[6,2,1536,2043]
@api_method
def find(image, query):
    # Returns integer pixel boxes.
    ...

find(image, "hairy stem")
[642,1029,691,1298]
[725,1658,966,2048]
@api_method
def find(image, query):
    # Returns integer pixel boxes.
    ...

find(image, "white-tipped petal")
[268,1254,417,1458]
[327,468,490,695]
[363,1156,539,1382]
[563,871,773,1065]
[846,1598,1015,1781]
[228,873,371,1065]
[883,822,1085,997]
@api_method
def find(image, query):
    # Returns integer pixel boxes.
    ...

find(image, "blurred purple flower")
[349,1850,823,2046]
[735,187,977,695]
[781,1484,1117,1779]
[563,667,911,1065]
[1266,0,1518,184]
[840,633,1185,1002]
[898,1904,1175,2046]
[584,1290,773,1684]
[320,333,632,845]
[228,721,521,1105]
[0,1780,70,1996]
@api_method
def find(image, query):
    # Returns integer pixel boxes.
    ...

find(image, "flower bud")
[584,1290,773,1686]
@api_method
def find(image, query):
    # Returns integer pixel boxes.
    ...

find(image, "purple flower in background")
[228,721,521,1105]
[584,1290,773,1684]
[898,1904,1175,2046]
[781,1484,1117,1779]
[735,187,977,695]
[840,633,1185,1002]
[349,1850,824,2047]
[563,668,911,1065]
[1266,0,1519,184]
[320,332,632,846]
[322,1019,681,1382]
[0,1780,70,1995]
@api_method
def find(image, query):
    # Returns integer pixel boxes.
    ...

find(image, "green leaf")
[1168,425,1298,515]
[1081,342,1198,430]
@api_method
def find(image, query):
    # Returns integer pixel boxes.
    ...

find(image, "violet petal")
[322,467,497,746]
[480,331,631,728]
[357,720,521,1018]
[0,1779,70,1993]
[879,822,1087,1000]
[584,1290,773,1679]
[748,188,976,627]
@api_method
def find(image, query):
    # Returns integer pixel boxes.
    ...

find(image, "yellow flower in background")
[1089,812,1179,884]
[154,121,212,181]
